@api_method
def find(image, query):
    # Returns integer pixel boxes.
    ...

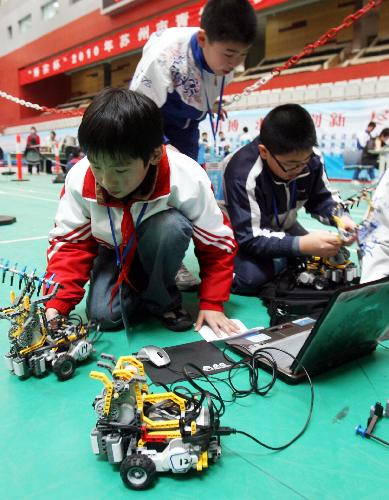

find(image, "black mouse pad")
[142,340,234,385]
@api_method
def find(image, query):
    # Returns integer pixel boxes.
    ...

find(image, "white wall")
[0,0,99,57]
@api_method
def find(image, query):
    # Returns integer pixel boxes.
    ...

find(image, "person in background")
[65,147,84,174]
[217,130,227,157]
[25,126,42,174]
[355,127,389,182]
[223,143,232,157]
[60,134,78,161]
[204,145,213,163]
[44,88,238,336]
[45,130,57,151]
[239,126,252,146]
[130,0,257,292]
[371,127,389,157]
[353,121,376,182]
[0,145,4,167]
[224,104,357,294]
[197,131,209,166]
[44,130,58,174]
[375,127,389,147]
[356,121,376,151]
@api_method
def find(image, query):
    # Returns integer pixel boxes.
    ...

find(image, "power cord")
[165,346,315,452]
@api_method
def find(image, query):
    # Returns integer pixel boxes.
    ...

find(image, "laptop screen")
[292,277,389,373]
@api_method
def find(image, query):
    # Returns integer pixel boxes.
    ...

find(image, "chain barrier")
[230,0,383,104]
[0,90,84,117]
[0,0,384,114]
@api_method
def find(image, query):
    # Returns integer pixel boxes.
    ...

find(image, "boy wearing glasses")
[223,104,356,294]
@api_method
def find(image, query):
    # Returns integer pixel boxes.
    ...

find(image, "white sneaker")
[175,264,200,291]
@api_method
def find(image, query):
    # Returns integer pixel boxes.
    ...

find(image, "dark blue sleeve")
[224,168,300,259]
[304,158,340,224]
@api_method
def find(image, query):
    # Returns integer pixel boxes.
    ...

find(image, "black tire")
[313,276,329,291]
[52,354,76,381]
[120,455,156,490]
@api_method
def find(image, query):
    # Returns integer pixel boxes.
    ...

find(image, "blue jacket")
[223,138,341,258]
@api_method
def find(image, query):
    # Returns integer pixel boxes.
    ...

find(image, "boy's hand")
[299,231,342,257]
[337,214,358,245]
[195,310,240,336]
[211,104,228,121]
[46,308,60,321]
[339,214,357,232]
[220,108,228,121]
[46,308,62,330]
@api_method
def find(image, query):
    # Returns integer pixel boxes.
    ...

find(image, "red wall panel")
[0,0,193,128]
[0,0,387,130]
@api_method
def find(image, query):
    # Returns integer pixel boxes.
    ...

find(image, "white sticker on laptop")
[292,317,316,327]
[244,332,271,342]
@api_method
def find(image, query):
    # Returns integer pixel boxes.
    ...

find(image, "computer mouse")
[137,345,171,367]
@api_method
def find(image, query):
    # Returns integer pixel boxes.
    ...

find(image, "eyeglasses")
[268,150,314,173]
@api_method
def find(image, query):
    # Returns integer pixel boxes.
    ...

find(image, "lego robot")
[0,262,94,380]
[90,354,222,490]
[296,247,359,290]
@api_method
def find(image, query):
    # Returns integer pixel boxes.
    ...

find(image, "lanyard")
[203,73,225,144]
[107,202,148,268]
[272,181,297,229]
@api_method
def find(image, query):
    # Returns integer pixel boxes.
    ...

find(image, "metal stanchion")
[11,134,29,182]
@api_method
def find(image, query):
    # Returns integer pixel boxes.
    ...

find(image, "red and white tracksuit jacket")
[45,147,237,316]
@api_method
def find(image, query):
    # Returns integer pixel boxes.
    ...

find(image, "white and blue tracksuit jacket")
[130,27,233,160]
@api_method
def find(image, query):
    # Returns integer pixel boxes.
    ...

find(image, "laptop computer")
[226,276,389,384]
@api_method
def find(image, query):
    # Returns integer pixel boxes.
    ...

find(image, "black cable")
[226,350,278,398]
[183,363,226,418]
[369,433,389,446]
[377,342,389,350]
[128,342,315,451]
[175,346,314,451]
[231,346,315,450]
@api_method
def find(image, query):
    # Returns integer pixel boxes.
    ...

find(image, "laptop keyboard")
[244,330,311,369]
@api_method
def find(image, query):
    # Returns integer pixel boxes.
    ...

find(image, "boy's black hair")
[379,127,389,137]
[259,104,318,155]
[201,0,257,45]
[243,126,249,133]
[367,121,376,129]
[78,88,163,165]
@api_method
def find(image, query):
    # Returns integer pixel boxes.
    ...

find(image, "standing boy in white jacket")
[130,0,258,161]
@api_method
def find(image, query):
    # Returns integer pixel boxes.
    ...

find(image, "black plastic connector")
[215,427,235,436]
[373,402,384,418]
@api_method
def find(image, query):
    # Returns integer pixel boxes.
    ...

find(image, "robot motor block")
[296,248,359,291]
[90,354,222,490]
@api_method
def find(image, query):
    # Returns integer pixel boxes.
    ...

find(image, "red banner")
[19,0,289,85]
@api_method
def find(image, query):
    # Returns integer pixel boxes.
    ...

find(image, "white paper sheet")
[197,319,266,342]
